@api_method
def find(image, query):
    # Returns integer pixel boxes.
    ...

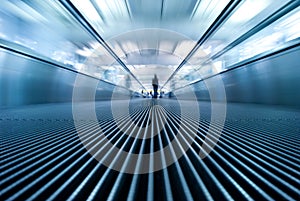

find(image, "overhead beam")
[189,0,201,21]
[124,0,133,21]
[160,0,165,20]
[89,0,107,25]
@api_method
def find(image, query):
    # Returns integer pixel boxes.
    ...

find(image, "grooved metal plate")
[1,99,299,201]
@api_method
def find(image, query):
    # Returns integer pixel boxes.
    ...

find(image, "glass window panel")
[218,7,300,68]
[187,0,288,67]
[171,4,299,90]
[0,0,137,90]
[0,0,95,65]
[200,0,288,57]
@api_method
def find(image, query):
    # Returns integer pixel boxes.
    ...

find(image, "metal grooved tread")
[1,99,299,201]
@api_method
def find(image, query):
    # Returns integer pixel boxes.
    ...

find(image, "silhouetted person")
[125,75,131,89]
[152,74,159,98]
[169,79,175,98]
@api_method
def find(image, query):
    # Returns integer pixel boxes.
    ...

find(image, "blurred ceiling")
[0,0,299,91]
